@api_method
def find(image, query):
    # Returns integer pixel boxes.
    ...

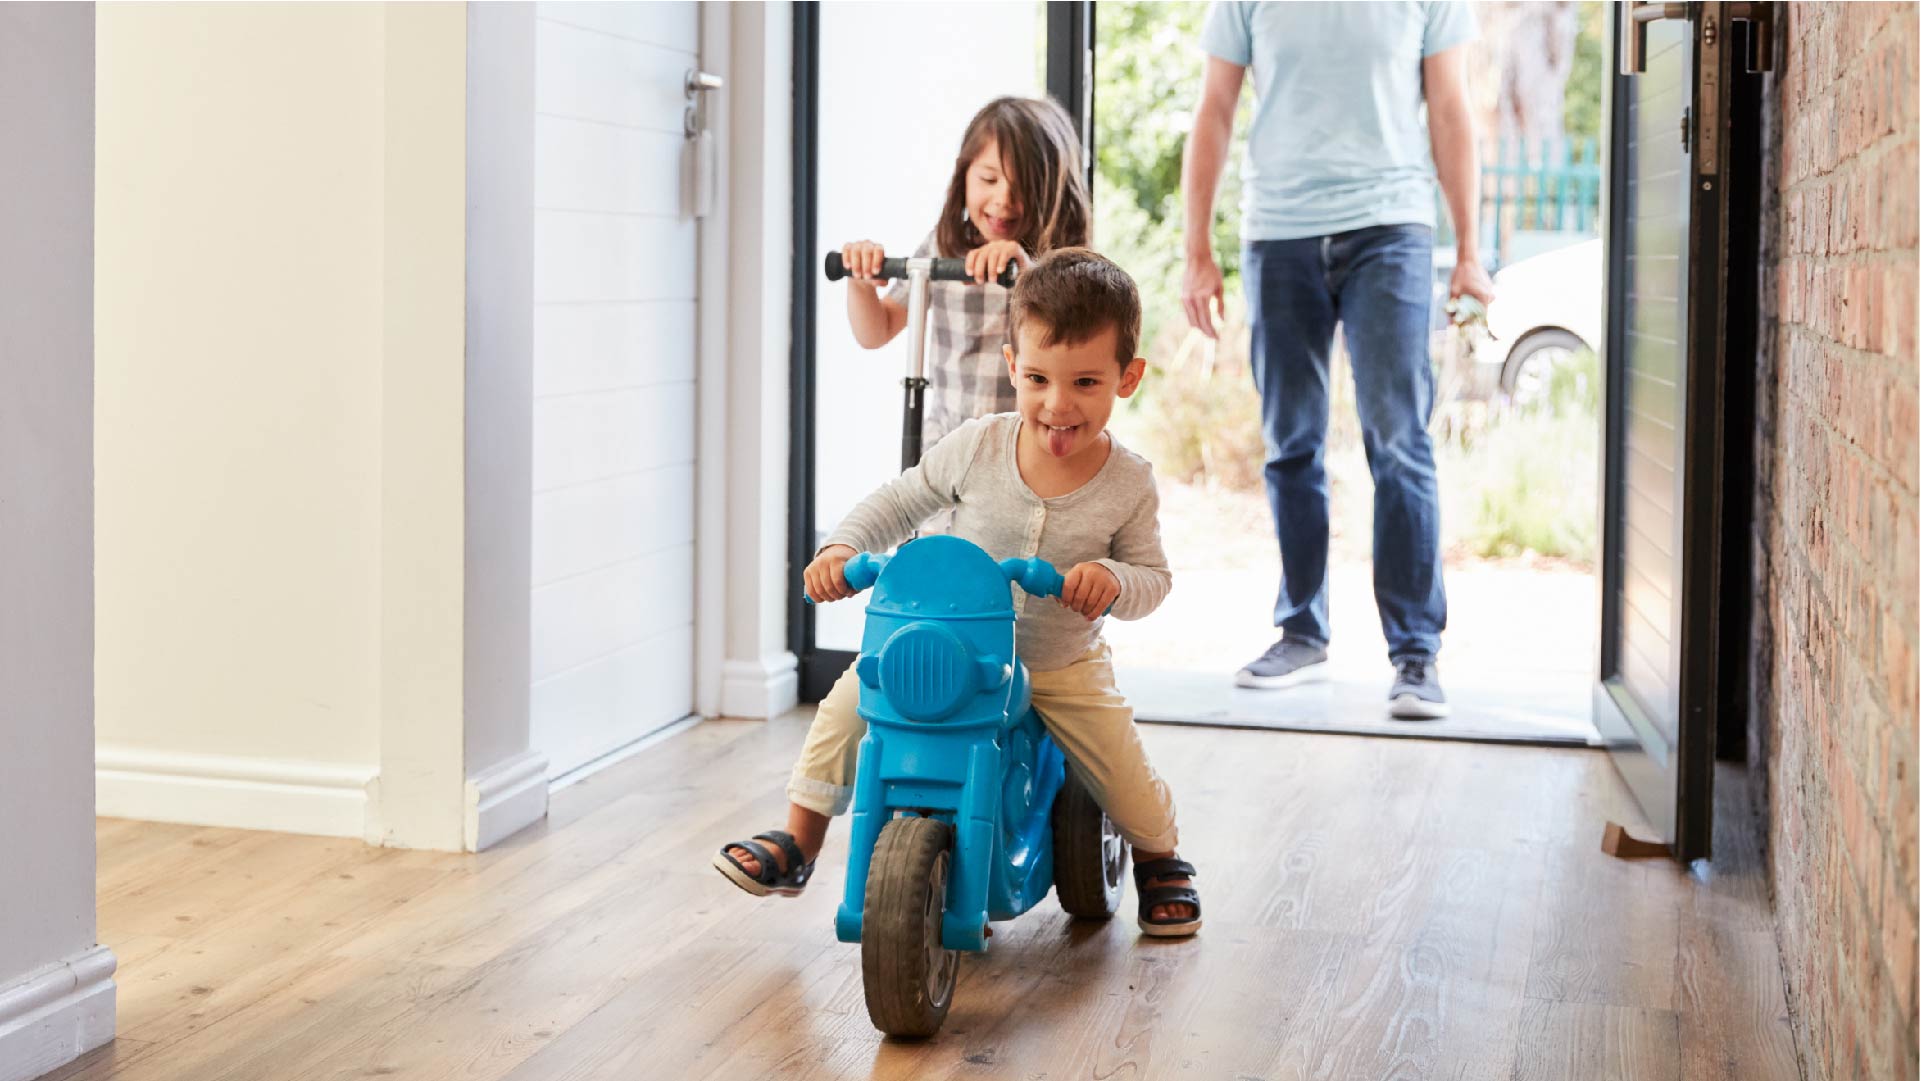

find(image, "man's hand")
[1449,258,1496,307]
[1180,56,1245,341]
[1182,251,1227,340]
[1058,562,1120,621]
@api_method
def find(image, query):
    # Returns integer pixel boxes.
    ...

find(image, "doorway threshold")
[1118,666,1601,747]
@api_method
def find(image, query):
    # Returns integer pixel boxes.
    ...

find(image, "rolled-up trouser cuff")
[1119,820,1180,854]
[786,771,853,817]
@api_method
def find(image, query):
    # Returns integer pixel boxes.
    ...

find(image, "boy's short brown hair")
[1008,247,1142,367]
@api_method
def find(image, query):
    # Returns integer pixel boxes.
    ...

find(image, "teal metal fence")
[1436,137,1603,269]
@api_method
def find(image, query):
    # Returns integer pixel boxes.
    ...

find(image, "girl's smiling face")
[965,139,1023,242]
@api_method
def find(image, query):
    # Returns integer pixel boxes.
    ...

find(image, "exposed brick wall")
[1761,5,1919,1080]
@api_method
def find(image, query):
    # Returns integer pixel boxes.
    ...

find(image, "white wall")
[86,0,801,853]
[95,3,540,851]
[95,4,389,830]
[371,2,476,851]
[528,1,700,776]
[463,2,549,847]
[716,1,801,719]
[0,6,117,1078]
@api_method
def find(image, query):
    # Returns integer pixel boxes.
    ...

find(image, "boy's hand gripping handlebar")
[801,551,889,606]
[802,552,1074,605]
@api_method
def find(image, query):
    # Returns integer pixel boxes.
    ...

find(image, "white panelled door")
[531,1,699,777]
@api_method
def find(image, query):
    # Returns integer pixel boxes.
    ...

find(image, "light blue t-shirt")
[1201,1,1476,241]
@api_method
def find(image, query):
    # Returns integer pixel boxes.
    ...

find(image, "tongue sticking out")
[1047,425,1076,457]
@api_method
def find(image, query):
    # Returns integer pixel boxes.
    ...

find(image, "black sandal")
[712,830,816,897]
[1133,857,1202,937]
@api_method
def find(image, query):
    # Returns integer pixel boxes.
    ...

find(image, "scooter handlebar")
[824,251,1017,289]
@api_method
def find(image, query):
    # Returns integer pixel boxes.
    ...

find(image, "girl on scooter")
[837,95,1091,454]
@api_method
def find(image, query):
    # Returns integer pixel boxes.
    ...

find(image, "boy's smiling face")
[1003,321,1147,460]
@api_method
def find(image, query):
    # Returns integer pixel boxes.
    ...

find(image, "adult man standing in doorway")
[1181,2,1496,719]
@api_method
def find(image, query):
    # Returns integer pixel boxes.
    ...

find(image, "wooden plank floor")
[49,715,1801,1081]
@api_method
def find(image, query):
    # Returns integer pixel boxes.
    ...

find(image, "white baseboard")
[0,946,116,1081]
[95,746,374,837]
[719,653,799,720]
[464,749,548,852]
[548,712,701,792]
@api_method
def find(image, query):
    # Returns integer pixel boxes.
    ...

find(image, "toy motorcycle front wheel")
[1052,771,1126,918]
[861,816,959,1037]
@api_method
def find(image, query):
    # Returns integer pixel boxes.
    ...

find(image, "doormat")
[1118,666,1601,747]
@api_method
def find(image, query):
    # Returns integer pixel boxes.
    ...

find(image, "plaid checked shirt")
[884,232,1019,452]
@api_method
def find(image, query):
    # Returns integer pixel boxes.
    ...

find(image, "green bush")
[1441,348,1600,564]
[1444,409,1598,563]
[1115,309,1265,491]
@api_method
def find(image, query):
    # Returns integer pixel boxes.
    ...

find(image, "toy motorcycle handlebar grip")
[1002,556,1115,616]
[824,251,1017,289]
[999,557,1065,599]
[842,552,887,592]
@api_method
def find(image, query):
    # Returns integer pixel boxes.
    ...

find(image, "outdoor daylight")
[1098,2,1611,744]
[2,3,1914,1081]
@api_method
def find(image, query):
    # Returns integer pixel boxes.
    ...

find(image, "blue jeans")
[1243,224,1445,661]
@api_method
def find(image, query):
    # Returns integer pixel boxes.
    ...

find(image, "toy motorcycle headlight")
[864,621,1009,723]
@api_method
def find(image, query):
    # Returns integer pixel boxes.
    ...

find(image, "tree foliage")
[1563,1,1608,142]
[1092,3,1252,354]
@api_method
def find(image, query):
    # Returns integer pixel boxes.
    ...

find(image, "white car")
[1475,238,1603,406]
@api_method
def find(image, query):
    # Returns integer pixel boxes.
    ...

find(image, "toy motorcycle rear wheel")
[861,816,959,1037]
[1052,771,1125,918]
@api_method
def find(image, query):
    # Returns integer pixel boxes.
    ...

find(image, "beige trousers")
[785,642,1179,852]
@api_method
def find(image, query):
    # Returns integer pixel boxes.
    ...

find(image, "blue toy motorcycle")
[832,534,1125,1037]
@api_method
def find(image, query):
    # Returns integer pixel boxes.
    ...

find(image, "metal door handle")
[683,69,723,137]
[1622,1,1775,76]
[682,70,724,219]
[1620,2,1689,76]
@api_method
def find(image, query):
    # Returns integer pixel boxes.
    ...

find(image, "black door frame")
[1596,2,1763,862]
[788,2,1095,701]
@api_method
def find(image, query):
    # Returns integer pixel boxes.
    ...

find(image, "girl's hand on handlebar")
[966,241,1030,285]
[805,544,861,603]
[1058,562,1119,621]
[840,240,890,290]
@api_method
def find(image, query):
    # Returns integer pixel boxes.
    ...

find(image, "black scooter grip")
[824,251,1017,288]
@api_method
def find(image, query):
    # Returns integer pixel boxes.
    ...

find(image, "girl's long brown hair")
[935,96,1091,259]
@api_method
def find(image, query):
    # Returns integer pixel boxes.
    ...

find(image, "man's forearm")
[1183,111,1233,256]
[1431,110,1480,260]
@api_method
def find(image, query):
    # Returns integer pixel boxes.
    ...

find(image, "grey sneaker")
[1235,637,1330,689]
[1388,657,1449,719]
